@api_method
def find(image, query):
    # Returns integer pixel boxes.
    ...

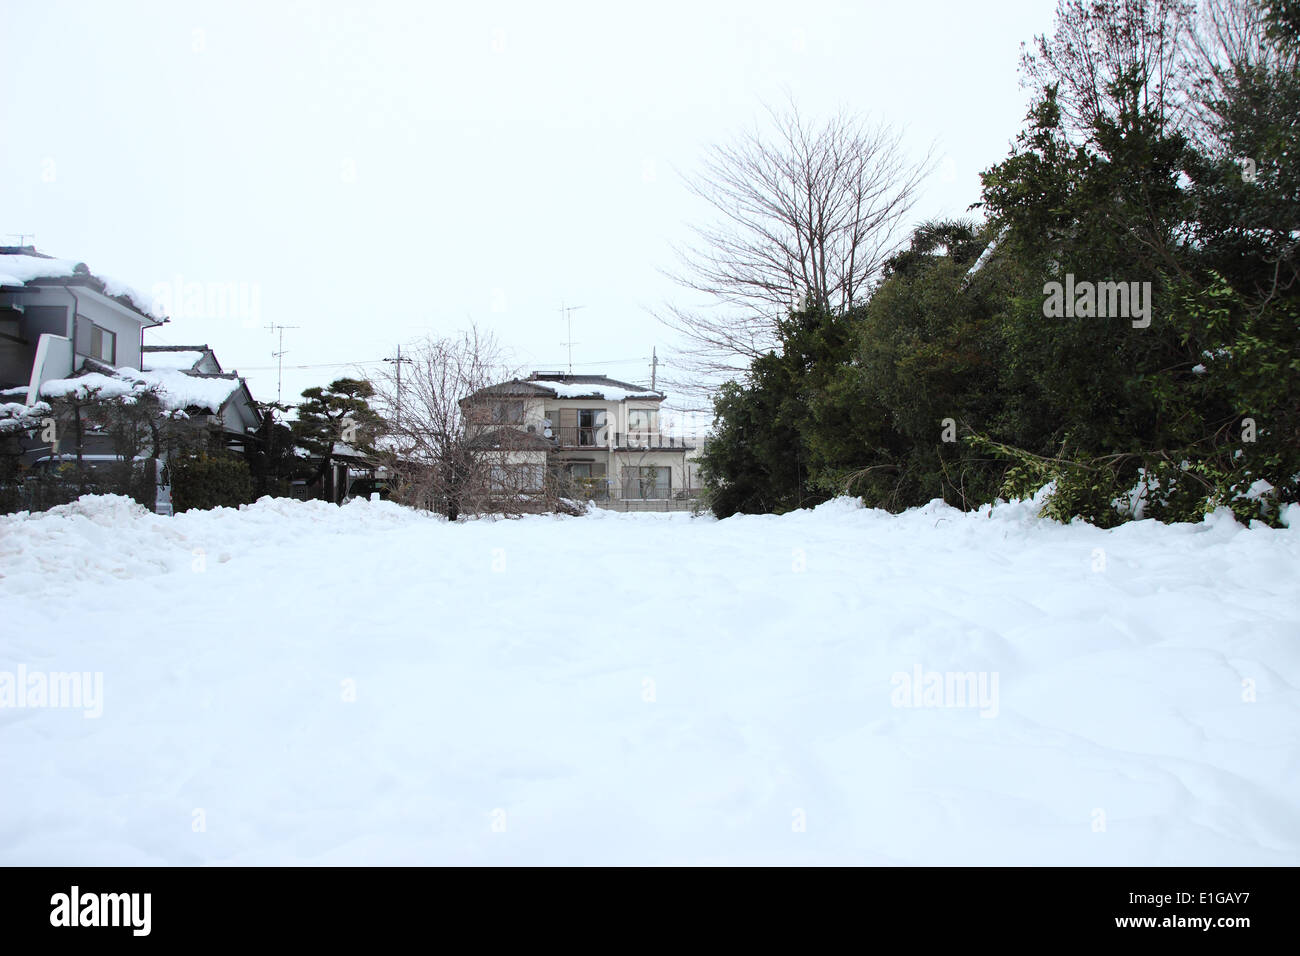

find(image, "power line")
[237,359,388,371]
[241,356,649,373]
[529,356,647,367]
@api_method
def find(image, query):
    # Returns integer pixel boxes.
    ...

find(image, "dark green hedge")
[171,453,254,513]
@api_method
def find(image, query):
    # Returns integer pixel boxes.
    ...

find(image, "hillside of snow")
[1,494,1297,865]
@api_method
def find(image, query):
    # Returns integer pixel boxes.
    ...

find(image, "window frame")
[87,324,116,364]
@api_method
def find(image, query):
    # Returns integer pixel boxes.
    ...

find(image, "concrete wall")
[26,333,74,404]
[0,301,69,388]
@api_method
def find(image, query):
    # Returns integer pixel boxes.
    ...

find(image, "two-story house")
[1,246,163,402]
[463,372,696,503]
[1,249,260,465]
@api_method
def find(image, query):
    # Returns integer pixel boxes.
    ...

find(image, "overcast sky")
[2,0,1056,428]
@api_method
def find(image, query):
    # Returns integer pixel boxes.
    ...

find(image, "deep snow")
[1,494,1297,865]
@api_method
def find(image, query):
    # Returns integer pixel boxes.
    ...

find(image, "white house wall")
[69,286,150,371]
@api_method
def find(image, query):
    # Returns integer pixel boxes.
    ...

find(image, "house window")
[621,465,670,499]
[490,463,543,493]
[627,409,657,443]
[88,324,116,364]
[492,400,524,424]
[577,409,605,446]
[628,409,656,432]
[566,462,608,499]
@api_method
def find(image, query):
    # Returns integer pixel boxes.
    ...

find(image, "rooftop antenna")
[5,233,35,247]
[265,322,301,404]
[559,301,585,375]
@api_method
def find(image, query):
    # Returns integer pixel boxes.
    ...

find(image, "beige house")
[463,372,697,502]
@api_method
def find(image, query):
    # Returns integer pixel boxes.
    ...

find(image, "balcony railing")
[550,427,693,450]
[616,431,693,450]
[552,426,601,447]
[620,480,672,500]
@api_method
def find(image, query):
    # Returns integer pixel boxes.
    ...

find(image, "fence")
[593,497,700,513]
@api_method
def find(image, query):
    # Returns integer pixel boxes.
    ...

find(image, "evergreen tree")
[291,378,384,496]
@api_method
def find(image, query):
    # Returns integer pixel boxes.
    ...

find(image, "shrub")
[171,452,254,512]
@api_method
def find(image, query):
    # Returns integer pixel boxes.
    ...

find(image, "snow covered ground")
[1,494,1297,865]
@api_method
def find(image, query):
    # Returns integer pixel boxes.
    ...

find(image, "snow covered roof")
[469,373,664,403]
[0,247,164,321]
[140,346,211,371]
[38,363,243,414]
[528,373,662,400]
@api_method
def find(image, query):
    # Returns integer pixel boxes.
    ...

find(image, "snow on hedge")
[39,366,238,413]
[0,400,51,433]
[1,495,1297,864]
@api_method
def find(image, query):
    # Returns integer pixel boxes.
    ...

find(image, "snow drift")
[1,495,1297,864]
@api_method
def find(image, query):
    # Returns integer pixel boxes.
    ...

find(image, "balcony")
[550,427,693,450]
[552,425,601,447]
[615,431,693,450]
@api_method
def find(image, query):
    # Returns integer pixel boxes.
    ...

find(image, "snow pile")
[0,253,163,319]
[1,495,1297,865]
[39,366,239,413]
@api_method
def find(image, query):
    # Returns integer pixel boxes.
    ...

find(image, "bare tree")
[658,101,931,394]
[1179,0,1299,151]
[1020,0,1196,138]
[371,326,556,519]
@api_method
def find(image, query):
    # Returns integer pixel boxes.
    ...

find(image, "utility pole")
[650,347,659,392]
[265,322,301,405]
[559,301,585,375]
[384,345,413,426]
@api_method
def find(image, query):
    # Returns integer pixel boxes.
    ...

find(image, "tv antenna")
[559,301,585,374]
[266,322,301,404]
[5,233,36,247]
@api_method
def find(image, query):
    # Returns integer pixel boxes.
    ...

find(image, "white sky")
[1,0,1056,427]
